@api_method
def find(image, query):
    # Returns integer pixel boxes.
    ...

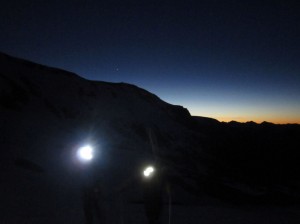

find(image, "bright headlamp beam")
[77,145,94,162]
[143,166,154,177]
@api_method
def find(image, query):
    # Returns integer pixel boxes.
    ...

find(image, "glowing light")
[77,145,93,162]
[143,166,155,177]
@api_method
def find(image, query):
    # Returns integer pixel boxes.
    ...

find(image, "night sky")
[1,0,299,123]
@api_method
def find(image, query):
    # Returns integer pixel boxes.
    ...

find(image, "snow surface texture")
[1,52,300,223]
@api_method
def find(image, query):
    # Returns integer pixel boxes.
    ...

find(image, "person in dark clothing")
[143,128,174,224]
[75,144,105,224]
[142,165,169,224]
[82,180,105,224]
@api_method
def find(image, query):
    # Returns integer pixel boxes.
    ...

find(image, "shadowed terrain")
[1,52,300,223]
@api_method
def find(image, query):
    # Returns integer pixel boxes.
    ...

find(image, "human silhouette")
[142,165,168,224]
[143,129,172,224]
[81,179,105,224]
[77,150,105,224]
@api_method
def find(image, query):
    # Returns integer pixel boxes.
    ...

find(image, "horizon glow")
[1,1,299,125]
[151,83,300,125]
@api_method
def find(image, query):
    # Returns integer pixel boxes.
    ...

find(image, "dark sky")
[1,0,299,123]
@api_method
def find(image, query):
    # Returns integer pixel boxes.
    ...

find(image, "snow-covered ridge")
[0,53,211,223]
[0,51,201,179]
[2,51,300,218]
[0,51,191,125]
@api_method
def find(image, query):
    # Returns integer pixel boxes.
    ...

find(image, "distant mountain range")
[1,52,300,223]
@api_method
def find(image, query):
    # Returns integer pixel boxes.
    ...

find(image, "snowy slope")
[1,52,300,224]
[0,52,208,223]
[0,52,200,159]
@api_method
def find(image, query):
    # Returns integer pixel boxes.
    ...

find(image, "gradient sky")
[1,0,299,123]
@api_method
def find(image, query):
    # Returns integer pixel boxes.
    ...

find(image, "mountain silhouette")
[1,52,300,223]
